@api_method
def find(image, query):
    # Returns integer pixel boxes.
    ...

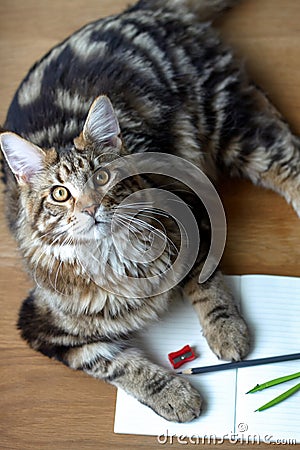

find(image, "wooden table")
[1,1,300,448]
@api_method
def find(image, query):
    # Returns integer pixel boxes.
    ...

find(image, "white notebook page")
[235,276,300,443]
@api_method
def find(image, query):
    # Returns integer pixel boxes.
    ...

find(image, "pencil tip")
[246,384,260,394]
[177,369,191,375]
[246,388,256,394]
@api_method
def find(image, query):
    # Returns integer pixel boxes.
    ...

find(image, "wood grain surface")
[0,1,299,449]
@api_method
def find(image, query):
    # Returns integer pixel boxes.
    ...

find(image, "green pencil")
[255,382,300,412]
[247,371,300,393]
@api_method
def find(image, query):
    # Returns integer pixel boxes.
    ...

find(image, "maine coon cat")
[1,0,299,422]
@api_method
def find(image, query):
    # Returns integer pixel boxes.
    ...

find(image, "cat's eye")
[94,169,110,186]
[51,186,71,202]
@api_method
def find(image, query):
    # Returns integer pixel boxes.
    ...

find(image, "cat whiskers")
[113,215,146,246]
[114,204,180,254]
[32,228,69,288]
[33,224,75,292]
[35,222,74,244]
[113,210,178,268]
[137,208,189,247]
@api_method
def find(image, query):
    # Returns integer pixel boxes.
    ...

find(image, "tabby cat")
[1,0,299,422]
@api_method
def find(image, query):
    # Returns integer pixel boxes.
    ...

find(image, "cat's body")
[1,0,300,422]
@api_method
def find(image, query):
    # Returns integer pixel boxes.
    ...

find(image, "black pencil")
[178,352,300,375]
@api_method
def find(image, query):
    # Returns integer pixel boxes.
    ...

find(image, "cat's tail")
[135,0,241,22]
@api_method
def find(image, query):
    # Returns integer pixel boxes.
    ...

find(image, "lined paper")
[236,276,300,443]
[114,275,300,442]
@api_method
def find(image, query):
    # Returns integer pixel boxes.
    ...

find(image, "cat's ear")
[0,132,45,184]
[79,95,122,150]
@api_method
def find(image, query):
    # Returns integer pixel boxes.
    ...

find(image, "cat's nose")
[82,204,98,217]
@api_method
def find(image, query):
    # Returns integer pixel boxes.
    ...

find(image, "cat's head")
[0,96,203,297]
[0,96,148,249]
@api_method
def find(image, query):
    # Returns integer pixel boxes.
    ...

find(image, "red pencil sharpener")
[168,345,196,369]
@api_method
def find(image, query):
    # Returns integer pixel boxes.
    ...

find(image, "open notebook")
[114,275,300,443]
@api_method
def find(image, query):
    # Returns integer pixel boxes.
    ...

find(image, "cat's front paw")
[204,315,250,361]
[148,376,202,422]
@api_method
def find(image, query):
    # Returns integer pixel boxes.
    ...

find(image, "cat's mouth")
[94,220,113,237]
[72,215,111,242]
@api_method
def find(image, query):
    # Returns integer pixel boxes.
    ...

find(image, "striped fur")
[1,0,299,422]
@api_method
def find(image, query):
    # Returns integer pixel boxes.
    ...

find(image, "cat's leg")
[183,269,250,360]
[216,84,300,215]
[68,345,202,422]
[18,294,201,423]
